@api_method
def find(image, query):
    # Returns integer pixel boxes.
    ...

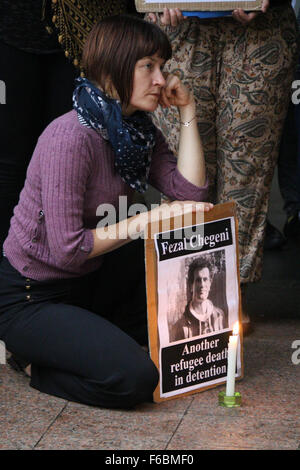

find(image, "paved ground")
[0,177,299,451]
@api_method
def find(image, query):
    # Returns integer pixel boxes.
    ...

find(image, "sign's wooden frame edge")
[135,0,263,13]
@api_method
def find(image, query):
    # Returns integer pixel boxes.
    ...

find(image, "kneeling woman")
[0,15,212,408]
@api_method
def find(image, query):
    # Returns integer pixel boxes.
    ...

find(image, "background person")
[265,3,300,249]
[277,6,300,242]
[147,2,299,331]
[0,15,212,409]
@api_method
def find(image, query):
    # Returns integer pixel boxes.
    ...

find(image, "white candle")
[226,322,239,397]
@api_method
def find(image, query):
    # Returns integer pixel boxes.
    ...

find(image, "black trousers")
[0,41,77,258]
[0,241,158,408]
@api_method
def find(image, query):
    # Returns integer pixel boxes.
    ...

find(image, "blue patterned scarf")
[72,77,156,192]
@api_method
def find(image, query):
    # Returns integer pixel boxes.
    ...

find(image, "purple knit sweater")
[4,110,208,280]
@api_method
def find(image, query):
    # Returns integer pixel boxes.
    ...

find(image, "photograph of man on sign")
[169,252,228,342]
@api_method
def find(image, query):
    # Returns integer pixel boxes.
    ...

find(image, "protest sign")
[145,201,243,402]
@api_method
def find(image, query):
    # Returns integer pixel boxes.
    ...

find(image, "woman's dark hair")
[82,15,172,106]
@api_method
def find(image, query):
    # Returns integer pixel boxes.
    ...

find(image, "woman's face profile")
[123,53,166,115]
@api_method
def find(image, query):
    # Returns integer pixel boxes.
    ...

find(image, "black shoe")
[283,212,300,240]
[264,221,286,251]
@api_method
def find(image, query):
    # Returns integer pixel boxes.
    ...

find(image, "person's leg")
[283,55,300,239]
[264,219,286,250]
[0,259,158,408]
[92,238,149,345]
[9,303,158,408]
[296,90,300,195]
[278,101,300,216]
[216,5,299,283]
[266,6,300,247]
[296,11,300,195]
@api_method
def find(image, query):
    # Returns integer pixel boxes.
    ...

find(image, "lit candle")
[225,321,239,397]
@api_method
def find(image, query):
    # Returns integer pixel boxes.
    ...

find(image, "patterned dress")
[148,4,299,283]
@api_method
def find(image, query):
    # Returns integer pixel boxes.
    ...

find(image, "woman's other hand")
[232,0,269,24]
[148,8,186,27]
[159,74,193,109]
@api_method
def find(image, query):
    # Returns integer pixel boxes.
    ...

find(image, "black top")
[0,0,60,54]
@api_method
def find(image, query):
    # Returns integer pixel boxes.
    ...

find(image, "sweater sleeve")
[39,123,95,271]
[148,128,209,202]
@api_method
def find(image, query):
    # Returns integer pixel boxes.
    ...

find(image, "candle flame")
[233,321,239,335]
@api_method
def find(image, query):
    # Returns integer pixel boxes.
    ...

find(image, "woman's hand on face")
[232,0,269,24]
[159,74,194,109]
[148,8,186,27]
